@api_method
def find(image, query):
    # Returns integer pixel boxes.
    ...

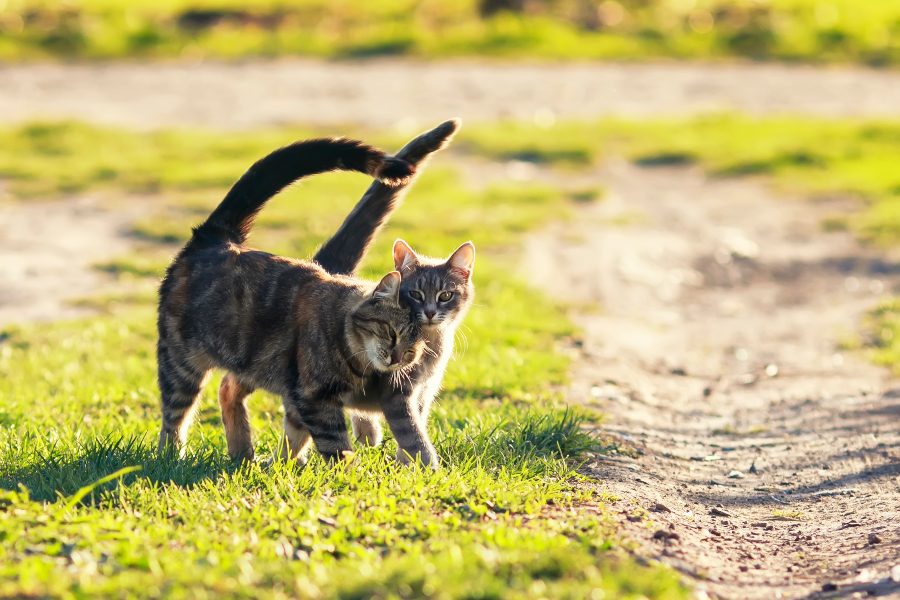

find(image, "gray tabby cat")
[309,121,475,468]
[349,240,475,467]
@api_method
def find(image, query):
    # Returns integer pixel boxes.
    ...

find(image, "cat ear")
[393,239,418,273]
[448,241,475,280]
[373,271,401,300]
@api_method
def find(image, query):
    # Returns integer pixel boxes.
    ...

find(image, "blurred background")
[1,2,899,598]
[0,0,897,63]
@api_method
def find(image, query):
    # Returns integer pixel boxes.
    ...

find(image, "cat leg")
[157,344,210,457]
[288,394,352,462]
[279,404,314,464]
[218,372,255,462]
[351,412,383,446]
[416,388,436,422]
[381,392,438,469]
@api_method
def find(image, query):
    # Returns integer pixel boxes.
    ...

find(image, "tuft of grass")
[771,509,806,521]
[859,298,900,374]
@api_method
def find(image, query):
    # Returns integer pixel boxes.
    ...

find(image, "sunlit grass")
[0,0,897,64]
[0,119,685,597]
[859,298,900,374]
[6,111,899,594]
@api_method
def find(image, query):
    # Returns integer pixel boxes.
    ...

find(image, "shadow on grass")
[1,409,600,505]
[0,436,232,503]
[633,152,697,167]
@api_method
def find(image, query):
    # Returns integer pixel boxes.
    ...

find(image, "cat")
[307,121,474,468]
[157,136,435,465]
[347,239,475,467]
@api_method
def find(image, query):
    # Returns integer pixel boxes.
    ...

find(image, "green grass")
[8,111,899,594]
[1,0,898,65]
[465,114,900,244]
[0,121,684,598]
[859,298,900,374]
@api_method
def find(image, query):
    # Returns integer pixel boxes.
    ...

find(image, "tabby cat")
[308,121,475,468]
[156,136,433,464]
[346,240,475,467]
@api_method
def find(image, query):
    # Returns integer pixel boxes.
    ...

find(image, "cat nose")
[390,348,403,365]
[425,309,436,320]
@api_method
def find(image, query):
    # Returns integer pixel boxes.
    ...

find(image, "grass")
[0,0,898,65]
[0,121,685,598]
[771,509,806,521]
[859,298,900,374]
[464,114,900,244]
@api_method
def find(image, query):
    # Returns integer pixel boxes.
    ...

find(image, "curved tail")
[194,138,415,244]
[314,119,460,275]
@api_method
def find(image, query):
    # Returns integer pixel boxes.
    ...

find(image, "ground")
[1,59,898,598]
[2,61,900,130]
[528,160,900,598]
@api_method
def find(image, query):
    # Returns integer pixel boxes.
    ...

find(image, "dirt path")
[527,162,900,598]
[0,194,141,326]
[2,60,900,129]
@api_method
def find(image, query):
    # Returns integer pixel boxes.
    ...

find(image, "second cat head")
[392,240,476,329]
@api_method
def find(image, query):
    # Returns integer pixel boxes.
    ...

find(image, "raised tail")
[193,138,415,245]
[314,119,461,275]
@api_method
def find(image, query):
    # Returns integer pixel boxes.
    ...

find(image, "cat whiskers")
[454,325,471,358]
[421,341,439,359]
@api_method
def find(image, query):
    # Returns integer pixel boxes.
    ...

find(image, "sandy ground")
[527,161,900,598]
[0,194,140,326]
[2,60,900,130]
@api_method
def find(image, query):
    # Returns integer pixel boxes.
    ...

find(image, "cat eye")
[409,290,425,302]
[438,291,454,302]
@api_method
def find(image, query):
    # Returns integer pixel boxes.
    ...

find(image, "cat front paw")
[396,447,440,470]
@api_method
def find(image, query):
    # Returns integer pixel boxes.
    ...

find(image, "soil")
[0,194,140,326]
[2,60,900,130]
[527,161,900,598]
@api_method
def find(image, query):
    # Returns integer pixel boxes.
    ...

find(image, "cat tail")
[314,119,461,275]
[193,138,415,245]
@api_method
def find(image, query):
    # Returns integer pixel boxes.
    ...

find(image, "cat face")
[392,240,475,329]
[351,271,425,372]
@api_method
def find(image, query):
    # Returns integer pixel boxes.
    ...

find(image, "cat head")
[350,271,425,373]
[392,239,475,329]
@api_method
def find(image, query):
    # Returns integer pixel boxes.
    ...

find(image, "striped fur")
[156,137,430,464]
